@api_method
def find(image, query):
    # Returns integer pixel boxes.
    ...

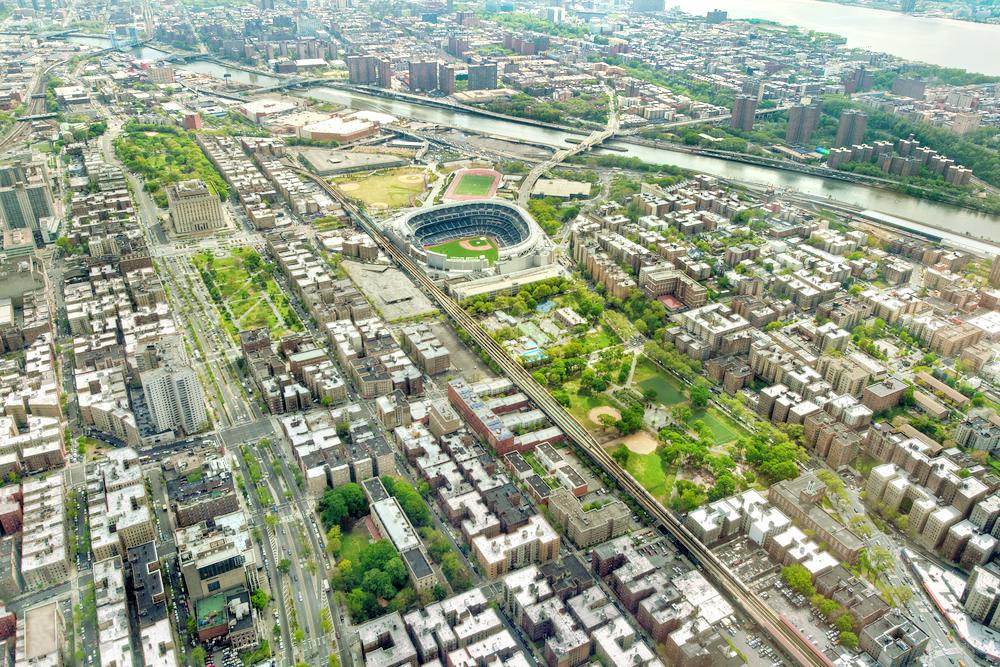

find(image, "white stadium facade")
[383,200,553,277]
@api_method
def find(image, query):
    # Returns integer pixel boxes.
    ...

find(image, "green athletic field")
[453,173,496,196]
[426,237,499,264]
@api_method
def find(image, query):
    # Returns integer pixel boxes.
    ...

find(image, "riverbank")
[60,35,997,244]
[670,0,1000,76]
[811,0,999,26]
[620,136,1000,218]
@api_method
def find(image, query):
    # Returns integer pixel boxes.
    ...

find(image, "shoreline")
[806,0,999,27]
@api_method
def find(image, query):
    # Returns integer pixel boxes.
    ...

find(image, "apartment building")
[166,462,240,528]
[472,514,560,578]
[769,474,865,563]
[88,449,156,561]
[19,475,69,591]
[548,488,629,548]
[140,343,207,435]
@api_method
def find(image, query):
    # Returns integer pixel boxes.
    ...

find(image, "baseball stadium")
[383,200,552,276]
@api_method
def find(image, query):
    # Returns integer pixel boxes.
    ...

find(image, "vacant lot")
[334,168,427,209]
[453,173,495,196]
[427,236,499,263]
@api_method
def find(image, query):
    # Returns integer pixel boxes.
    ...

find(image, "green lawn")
[339,524,373,565]
[240,301,278,330]
[633,360,686,405]
[564,382,619,426]
[334,168,427,209]
[426,237,499,263]
[579,329,617,354]
[453,173,496,196]
[192,248,300,338]
[613,446,672,503]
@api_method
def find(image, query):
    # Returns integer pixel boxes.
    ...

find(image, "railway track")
[0,59,67,152]
[297,168,834,667]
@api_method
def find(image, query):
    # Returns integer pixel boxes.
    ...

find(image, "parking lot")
[714,538,849,664]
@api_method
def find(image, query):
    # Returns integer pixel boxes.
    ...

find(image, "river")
[64,33,1000,246]
[300,86,1000,245]
[671,0,1000,76]
[66,34,170,62]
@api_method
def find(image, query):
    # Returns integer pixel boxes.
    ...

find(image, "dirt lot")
[608,430,658,455]
[587,406,621,426]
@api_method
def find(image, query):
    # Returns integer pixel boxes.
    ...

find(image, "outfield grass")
[426,237,499,263]
[453,173,496,196]
[335,168,427,209]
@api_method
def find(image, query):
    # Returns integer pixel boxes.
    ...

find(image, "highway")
[296,165,834,667]
[618,103,795,134]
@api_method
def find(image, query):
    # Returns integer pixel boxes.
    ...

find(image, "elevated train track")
[296,167,834,667]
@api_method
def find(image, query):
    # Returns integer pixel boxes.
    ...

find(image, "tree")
[337,483,369,518]
[346,588,378,621]
[860,546,893,577]
[835,614,854,633]
[318,488,348,528]
[816,597,842,618]
[689,378,711,408]
[326,525,342,556]
[615,405,645,435]
[277,559,291,574]
[384,557,408,588]
[420,528,453,562]
[359,540,398,573]
[670,480,707,513]
[362,569,396,600]
[611,447,630,467]
[441,552,472,592]
[671,404,693,424]
[382,476,431,527]
[839,631,859,649]
[191,647,207,667]
[251,589,269,611]
[707,472,736,501]
[599,414,618,433]
[782,564,816,597]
